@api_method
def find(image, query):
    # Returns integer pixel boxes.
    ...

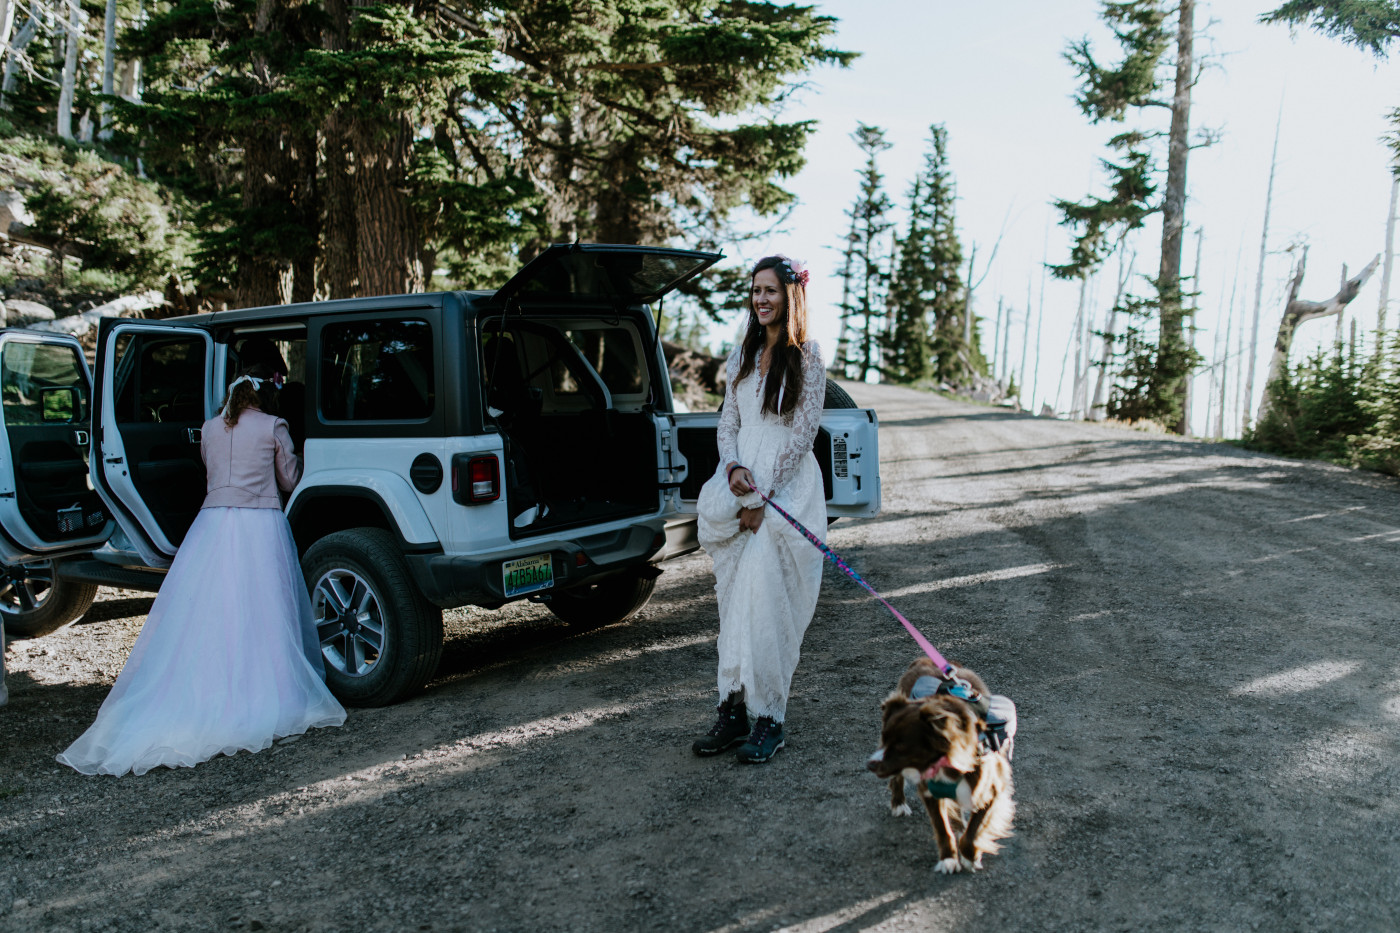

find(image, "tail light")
[451,453,500,504]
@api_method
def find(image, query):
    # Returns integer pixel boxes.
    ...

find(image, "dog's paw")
[890,802,912,817]
[959,854,982,872]
[934,858,962,874]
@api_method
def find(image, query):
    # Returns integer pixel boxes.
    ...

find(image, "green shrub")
[0,134,193,297]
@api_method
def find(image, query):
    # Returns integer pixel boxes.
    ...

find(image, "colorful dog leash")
[747,483,967,689]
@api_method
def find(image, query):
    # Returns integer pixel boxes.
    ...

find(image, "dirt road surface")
[3,382,1399,933]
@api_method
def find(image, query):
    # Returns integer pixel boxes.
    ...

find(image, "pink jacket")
[200,409,302,510]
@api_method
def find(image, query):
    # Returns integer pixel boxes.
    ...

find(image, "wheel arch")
[287,486,439,557]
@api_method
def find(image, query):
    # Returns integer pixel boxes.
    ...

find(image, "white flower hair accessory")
[219,373,265,416]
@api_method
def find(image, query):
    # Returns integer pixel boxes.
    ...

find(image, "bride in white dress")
[57,365,345,776]
[693,255,826,764]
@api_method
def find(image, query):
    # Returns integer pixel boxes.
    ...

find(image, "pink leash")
[748,485,957,681]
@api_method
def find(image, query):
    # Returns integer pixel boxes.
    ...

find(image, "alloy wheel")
[312,567,385,677]
[0,560,55,619]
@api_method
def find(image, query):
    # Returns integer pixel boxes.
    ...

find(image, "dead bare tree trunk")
[1243,104,1282,434]
[1184,227,1203,435]
[834,213,856,376]
[1378,174,1398,348]
[1091,249,1134,421]
[56,0,81,140]
[0,0,15,69]
[1058,274,1088,416]
[1157,0,1194,434]
[1,6,38,109]
[992,297,1004,382]
[98,0,115,138]
[1256,249,1381,425]
[1019,275,1032,407]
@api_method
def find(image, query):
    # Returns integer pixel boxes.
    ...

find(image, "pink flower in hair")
[779,255,810,288]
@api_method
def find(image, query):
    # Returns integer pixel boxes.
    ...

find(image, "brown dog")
[866,657,1015,873]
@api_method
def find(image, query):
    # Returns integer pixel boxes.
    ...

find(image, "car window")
[1,342,87,425]
[112,336,207,424]
[565,327,644,397]
[319,320,434,421]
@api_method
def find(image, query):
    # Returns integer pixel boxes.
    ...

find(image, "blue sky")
[716,0,1400,433]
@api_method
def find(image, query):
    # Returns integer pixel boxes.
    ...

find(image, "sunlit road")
[2,381,1398,932]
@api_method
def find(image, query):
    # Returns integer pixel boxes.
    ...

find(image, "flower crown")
[776,255,810,288]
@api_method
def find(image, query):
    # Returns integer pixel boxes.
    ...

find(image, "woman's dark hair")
[222,364,280,427]
[737,255,811,418]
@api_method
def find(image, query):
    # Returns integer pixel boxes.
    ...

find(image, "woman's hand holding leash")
[727,463,768,533]
[726,462,755,498]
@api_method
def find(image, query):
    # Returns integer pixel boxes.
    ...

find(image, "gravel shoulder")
[3,382,1399,933]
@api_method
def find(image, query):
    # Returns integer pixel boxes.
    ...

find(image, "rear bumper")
[406,518,680,609]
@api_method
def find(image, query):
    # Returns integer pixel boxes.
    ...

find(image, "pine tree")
[109,1,852,306]
[1056,0,1203,432]
[451,0,855,254]
[838,123,893,382]
[883,124,965,385]
[1351,328,1400,474]
[1261,1,1400,57]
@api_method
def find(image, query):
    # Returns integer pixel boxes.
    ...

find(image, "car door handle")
[187,428,202,444]
[74,429,89,446]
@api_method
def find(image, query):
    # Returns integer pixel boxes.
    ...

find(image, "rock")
[85,290,165,319]
[6,299,55,326]
[27,290,165,336]
[0,189,33,235]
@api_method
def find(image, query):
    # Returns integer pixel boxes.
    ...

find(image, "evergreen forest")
[1,0,1399,475]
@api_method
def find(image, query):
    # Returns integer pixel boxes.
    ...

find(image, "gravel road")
[3,381,1399,933]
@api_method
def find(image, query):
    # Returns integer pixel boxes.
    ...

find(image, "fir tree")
[883,124,965,385]
[1261,1,1400,57]
[1351,328,1400,474]
[1056,0,1204,432]
[452,0,855,254]
[838,123,893,382]
[108,1,853,305]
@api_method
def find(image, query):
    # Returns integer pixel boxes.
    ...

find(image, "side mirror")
[39,386,85,423]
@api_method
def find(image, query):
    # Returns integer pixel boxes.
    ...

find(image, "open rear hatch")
[483,244,721,538]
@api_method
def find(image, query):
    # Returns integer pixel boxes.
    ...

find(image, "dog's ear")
[881,692,910,713]
[918,700,953,732]
[924,700,980,771]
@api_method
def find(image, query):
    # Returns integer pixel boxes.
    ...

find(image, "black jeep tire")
[301,528,443,707]
[824,380,857,410]
[546,569,657,629]
[0,560,98,639]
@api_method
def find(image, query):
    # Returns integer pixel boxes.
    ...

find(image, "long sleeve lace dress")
[696,341,826,722]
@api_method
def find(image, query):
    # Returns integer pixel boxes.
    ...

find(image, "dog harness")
[908,676,1019,760]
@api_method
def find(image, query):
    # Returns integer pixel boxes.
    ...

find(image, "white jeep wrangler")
[0,244,880,705]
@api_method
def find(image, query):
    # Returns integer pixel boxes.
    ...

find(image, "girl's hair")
[221,364,280,427]
[737,255,810,418]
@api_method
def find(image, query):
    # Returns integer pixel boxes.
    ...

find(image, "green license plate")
[503,553,553,598]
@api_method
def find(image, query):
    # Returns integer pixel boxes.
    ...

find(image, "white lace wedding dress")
[696,341,826,721]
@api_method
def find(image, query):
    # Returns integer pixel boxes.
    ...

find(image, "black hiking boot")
[736,716,785,764]
[692,698,749,756]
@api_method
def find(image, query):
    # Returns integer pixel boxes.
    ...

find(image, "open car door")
[0,330,112,563]
[92,319,214,568]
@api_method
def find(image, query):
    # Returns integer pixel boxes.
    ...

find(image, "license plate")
[503,553,553,598]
